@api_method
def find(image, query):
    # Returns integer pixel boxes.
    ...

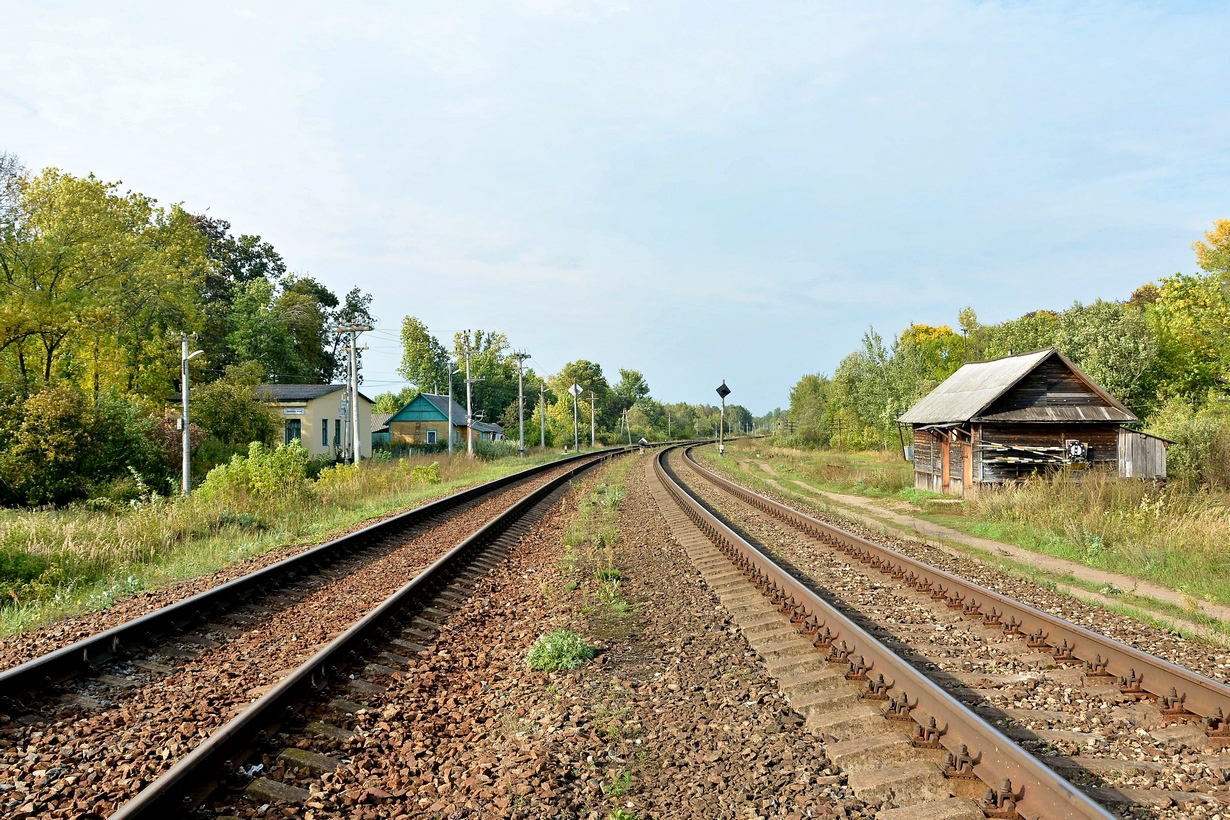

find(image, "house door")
[941,438,951,493]
[962,441,973,496]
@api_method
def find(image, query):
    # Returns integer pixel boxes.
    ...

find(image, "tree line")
[0,154,373,505]
[378,316,753,449]
[781,220,1230,487]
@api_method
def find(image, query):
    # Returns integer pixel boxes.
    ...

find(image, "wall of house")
[276,392,372,459]
[977,422,1119,485]
[389,419,460,446]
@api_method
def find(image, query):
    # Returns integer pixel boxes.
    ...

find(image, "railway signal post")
[716,379,731,456]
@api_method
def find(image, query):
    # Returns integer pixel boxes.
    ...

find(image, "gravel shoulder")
[252,451,856,819]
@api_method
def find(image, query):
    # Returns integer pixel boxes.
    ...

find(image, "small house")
[898,348,1166,497]
[257,384,373,459]
[386,393,504,448]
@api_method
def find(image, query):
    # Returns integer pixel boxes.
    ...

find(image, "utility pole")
[667,409,671,439]
[512,351,530,457]
[447,359,460,457]
[539,383,546,448]
[626,409,632,445]
[464,331,474,457]
[589,390,596,448]
[180,335,204,495]
[335,323,373,464]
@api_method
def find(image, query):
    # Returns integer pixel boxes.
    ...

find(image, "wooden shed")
[898,348,1165,497]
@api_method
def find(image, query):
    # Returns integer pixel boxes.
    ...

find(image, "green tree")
[984,311,1060,360]
[1054,300,1160,412]
[614,369,651,410]
[398,316,450,392]
[191,362,280,449]
[1149,272,1230,401]
[786,373,832,445]
[1193,218,1230,282]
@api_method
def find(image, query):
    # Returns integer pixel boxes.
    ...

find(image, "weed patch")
[526,629,595,671]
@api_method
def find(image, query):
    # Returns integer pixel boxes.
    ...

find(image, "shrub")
[473,439,520,461]
[197,440,310,505]
[525,629,594,671]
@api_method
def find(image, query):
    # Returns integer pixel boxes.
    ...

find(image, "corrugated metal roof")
[472,420,503,433]
[371,413,394,432]
[898,349,1053,424]
[897,348,1137,425]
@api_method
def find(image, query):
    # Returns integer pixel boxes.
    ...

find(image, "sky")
[3,1,1229,414]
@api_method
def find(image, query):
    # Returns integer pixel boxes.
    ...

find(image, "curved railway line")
[0,449,626,819]
[2,442,1227,818]
[654,444,1230,818]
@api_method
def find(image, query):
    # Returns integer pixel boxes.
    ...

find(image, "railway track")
[652,444,1230,819]
[0,449,625,819]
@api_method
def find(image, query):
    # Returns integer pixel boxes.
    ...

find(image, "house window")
[322,420,329,447]
[285,419,302,445]
[335,419,341,449]
[426,429,437,445]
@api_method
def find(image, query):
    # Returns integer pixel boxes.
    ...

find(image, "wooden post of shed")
[942,437,951,493]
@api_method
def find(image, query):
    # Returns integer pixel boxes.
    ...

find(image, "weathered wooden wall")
[1118,429,1167,480]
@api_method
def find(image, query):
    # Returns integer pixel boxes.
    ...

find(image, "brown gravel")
[213,452,857,819]
[677,452,1230,819]
[0,467,575,820]
[0,473,545,671]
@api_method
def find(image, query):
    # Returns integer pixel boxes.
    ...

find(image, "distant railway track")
[0,449,626,819]
[654,444,1230,818]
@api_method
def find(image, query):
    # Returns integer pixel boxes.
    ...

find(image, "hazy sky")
[4,1,1228,413]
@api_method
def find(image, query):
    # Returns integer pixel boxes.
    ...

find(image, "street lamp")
[715,379,731,456]
[180,337,205,495]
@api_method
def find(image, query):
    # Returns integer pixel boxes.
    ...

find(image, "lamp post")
[180,336,204,495]
[569,382,583,452]
[716,380,731,456]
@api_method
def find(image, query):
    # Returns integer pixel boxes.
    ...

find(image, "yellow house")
[257,384,373,459]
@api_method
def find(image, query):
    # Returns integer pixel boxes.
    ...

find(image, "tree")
[373,387,416,414]
[1193,218,1230,282]
[453,329,519,427]
[787,374,832,444]
[191,362,280,448]
[398,316,450,392]
[1054,300,1160,412]
[1149,272,1230,401]
[614,369,651,410]
[984,310,1060,360]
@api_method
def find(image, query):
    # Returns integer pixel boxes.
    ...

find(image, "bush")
[1148,397,1230,489]
[525,629,594,671]
[473,439,520,461]
[197,440,311,505]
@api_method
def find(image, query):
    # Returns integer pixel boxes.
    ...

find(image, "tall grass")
[968,469,1230,605]
[0,450,565,633]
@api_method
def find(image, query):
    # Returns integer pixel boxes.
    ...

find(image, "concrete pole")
[447,361,455,457]
[464,332,474,457]
[589,390,595,448]
[719,394,725,456]
[513,351,529,456]
[540,383,546,449]
[181,336,190,495]
[571,383,579,452]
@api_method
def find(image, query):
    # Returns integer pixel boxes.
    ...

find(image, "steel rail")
[0,448,626,698]
[655,446,1113,820]
[109,448,622,819]
[681,446,1230,734]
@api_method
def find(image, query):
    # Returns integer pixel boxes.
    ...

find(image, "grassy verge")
[0,449,576,635]
[699,440,1230,641]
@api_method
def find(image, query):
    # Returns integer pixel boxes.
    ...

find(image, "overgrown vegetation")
[525,629,595,672]
[706,440,1230,610]
[0,445,563,633]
